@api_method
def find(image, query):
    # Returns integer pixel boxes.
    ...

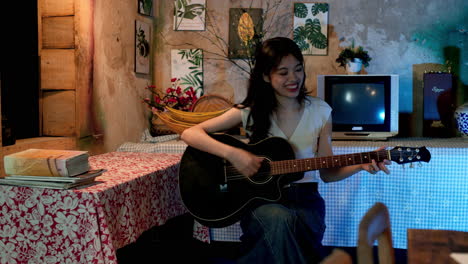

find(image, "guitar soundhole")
[249,158,272,184]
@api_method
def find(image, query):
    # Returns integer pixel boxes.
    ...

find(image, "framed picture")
[228,8,263,59]
[138,0,153,16]
[173,0,206,31]
[293,3,329,55]
[135,20,151,74]
[171,49,204,97]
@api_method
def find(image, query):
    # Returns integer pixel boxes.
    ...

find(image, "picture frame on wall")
[228,8,263,59]
[171,49,204,97]
[138,0,153,16]
[174,0,206,31]
[135,20,151,74]
[293,3,329,55]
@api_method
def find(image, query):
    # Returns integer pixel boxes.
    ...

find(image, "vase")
[150,114,173,136]
[346,58,363,74]
[454,102,468,138]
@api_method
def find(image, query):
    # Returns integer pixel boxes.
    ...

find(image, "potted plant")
[336,42,372,74]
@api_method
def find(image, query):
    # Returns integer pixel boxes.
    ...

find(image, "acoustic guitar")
[178,134,431,228]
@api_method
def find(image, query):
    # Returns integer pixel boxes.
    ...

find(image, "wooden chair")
[320,248,353,264]
[407,229,468,264]
[357,202,395,264]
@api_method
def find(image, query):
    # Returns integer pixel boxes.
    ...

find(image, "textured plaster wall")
[92,0,467,150]
[154,0,467,111]
[93,0,154,151]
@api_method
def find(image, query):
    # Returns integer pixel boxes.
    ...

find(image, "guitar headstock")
[389,146,431,164]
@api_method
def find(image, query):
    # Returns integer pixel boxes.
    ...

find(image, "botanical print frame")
[293,3,329,55]
[173,0,206,31]
[135,20,151,74]
[228,8,263,59]
[171,49,204,97]
[138,0,153,16]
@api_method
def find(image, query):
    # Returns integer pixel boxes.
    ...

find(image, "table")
[407,229,468,264]
[0,152,186,263]
[117,137,468,248]
[322,138,468,249]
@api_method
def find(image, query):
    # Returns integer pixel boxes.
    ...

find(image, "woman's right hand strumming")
[226,147,264,178]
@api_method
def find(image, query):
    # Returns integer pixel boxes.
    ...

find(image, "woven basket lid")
[192,94,232,112]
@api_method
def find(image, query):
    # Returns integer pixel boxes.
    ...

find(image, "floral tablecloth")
[0,152,187,264]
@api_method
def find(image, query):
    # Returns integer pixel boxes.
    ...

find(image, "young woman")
[181,37,391,263]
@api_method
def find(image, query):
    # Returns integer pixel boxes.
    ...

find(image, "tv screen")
[317,74,399,140]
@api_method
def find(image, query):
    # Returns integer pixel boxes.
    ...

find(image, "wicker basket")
[151,95,233,135]
[150,115,174,135]
[153,111,193,134]
[192,94,232,112]
[165,106,229,124]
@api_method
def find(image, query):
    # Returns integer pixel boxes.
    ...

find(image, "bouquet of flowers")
[143,78,198,112]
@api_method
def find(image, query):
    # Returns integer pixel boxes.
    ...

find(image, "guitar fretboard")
[270,150,389,175]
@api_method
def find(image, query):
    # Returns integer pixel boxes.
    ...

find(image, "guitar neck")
[270,150,389,175]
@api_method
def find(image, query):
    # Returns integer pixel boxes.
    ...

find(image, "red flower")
[142,79,198,112]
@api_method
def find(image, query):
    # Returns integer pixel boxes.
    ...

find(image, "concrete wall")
[93,0,467,151]
[94,0,154,151]
[154,0,467,108]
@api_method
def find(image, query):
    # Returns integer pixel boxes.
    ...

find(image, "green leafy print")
[293,26,310,51]
[311,3,328,16]
[140,0,152,15]
[177,49,204,96]
[137,26,150,57]
[174,0,206,29]
[293,18,327,52]
[294,3,308,18]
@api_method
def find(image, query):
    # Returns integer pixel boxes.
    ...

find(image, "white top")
[240,96,332,182]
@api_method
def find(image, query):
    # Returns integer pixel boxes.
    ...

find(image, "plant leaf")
[238,12,255,45]
[311,3,328,16]
[294,3,308,18]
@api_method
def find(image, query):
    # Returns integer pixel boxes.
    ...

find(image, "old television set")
[317,74,399,140]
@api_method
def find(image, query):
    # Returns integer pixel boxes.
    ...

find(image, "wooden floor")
[116,213,407,264]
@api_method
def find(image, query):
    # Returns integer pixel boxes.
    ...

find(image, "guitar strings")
[223,150,417,181]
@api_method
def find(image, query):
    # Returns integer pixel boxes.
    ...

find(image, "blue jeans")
[237,183,326,264]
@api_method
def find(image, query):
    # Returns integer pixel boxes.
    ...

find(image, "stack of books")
[0,149,106,189]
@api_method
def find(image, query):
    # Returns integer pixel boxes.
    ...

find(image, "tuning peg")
[402,164,405,169]
[410,163,414,168]
[418,162,423,167]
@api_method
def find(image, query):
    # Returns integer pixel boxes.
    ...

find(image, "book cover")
[0,177,100,190]
[3,149,90,177]
[5,169,106,183]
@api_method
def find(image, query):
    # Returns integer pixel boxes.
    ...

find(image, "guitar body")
[179,134,432,228]
[179,134,303,228]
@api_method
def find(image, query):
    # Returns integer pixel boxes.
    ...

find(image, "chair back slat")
[357,202,395,264]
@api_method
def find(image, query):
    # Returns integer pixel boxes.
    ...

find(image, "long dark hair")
[238,37,310,143]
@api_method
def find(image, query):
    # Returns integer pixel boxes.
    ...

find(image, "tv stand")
[332,131,397,141]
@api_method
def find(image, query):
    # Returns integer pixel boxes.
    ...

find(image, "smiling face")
[264,54,305,100]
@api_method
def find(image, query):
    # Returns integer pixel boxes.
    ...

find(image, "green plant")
[336,42,372,68]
